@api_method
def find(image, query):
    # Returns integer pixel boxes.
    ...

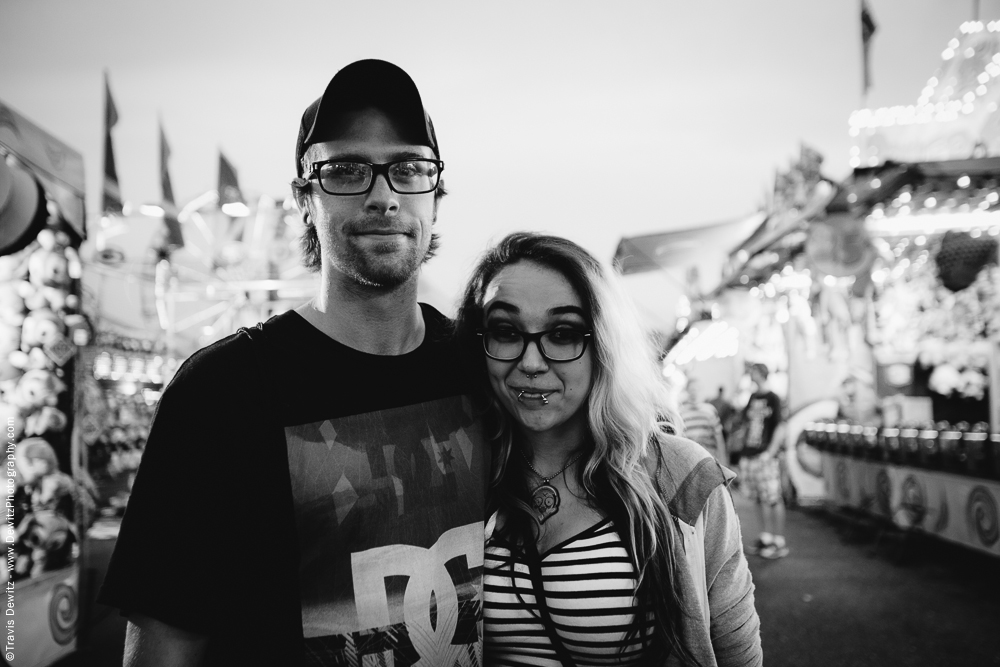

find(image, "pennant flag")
[861,0,877,94]
[159,121,175,205]
[218,152,244,206]
[102,71,123,215]
[158,121,183,249]
[799,143,824,181]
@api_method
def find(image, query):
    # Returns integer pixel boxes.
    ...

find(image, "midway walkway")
[734,490,1000,666]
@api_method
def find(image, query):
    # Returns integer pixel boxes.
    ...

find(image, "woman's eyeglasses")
[477,327,592,362]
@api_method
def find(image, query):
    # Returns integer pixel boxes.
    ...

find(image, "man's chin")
[349,259,421,289]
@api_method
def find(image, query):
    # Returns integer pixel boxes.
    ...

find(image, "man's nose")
[364,173,399,214]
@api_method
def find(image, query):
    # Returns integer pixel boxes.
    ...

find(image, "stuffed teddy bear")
[24,405,67,437]
[13,308,66,371]
[0,283,25,328]
[0,399,23,441]
[21,229,80,315]
[0,355,23,407]
[0,318,22,363]
[10,369,65,416]
[0,253,30,286]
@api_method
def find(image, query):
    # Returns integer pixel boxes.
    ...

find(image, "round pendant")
[531,483,560,523]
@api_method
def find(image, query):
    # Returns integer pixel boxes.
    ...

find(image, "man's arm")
[762,395,786,458]
[123,613,209,667]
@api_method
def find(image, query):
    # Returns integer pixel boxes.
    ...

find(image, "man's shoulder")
[168,312,306,388]
[419,302,455,339]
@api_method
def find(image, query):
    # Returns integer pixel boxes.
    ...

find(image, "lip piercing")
[517,391,551,404]
[526,372,538,380]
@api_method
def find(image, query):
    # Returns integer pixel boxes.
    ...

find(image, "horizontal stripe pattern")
[484,519,653,666]
[679,401,721,453]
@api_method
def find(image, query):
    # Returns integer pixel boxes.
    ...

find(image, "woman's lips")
[510,387,555,403]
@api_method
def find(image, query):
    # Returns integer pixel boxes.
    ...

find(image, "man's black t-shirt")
[98,305,488,666]
[740,390,782,458]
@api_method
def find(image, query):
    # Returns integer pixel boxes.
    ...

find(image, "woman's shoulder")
[649,433,734,525]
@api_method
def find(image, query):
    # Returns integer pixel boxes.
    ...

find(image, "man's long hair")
[456,232,698,664]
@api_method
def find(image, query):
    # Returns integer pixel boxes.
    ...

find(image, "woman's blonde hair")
[457,232,696,663]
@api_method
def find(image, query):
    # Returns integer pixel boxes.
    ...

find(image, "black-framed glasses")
[304,158,444,196]
[477,327,592,362]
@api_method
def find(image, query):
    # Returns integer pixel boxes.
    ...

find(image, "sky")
[0,0,994,323]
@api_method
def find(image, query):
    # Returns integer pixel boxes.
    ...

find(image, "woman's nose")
[518,339,549,376]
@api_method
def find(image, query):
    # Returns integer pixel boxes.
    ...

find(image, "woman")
[457,233,761,667]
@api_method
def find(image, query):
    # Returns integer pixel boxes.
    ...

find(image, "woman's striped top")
[484,518,654,666]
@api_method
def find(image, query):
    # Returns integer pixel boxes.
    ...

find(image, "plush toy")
[24,405,67,437]
[21,229,80,314]
[0,283,25,328]
[0,253,30,285]
[19,308,65,352]
[0,400,23,441]
[8,309,65,372]
[0,357,23,406]
[8,348,51,373]
[11,438,80,579]
[0,319,22,362]
[10,369,65,415]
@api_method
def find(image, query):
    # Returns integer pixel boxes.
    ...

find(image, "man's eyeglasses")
[304,159,444,196]
[477,327,592,362]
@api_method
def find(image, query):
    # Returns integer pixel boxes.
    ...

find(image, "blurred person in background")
[459,233,761,666]
[738,363,788,559]
[708,385,736,443]
[836,367,882,426]
[677,375,729,467]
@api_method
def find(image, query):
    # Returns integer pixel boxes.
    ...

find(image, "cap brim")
[0,159,46,257]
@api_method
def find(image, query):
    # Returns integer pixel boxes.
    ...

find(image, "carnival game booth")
[799,156,1000,558]
[0,101,91,667]
[793,19,1000,558]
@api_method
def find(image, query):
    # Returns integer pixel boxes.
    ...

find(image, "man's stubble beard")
[324,230,428,289]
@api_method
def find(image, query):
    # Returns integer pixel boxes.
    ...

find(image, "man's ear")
[291,178,312,221]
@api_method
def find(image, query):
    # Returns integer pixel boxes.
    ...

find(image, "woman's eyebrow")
[549,305,586,317]
[485,301,519,315]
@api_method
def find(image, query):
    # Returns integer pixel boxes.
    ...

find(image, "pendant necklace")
[520,449,585,524]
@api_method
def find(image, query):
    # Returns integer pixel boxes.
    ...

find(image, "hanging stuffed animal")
[10,369,65,415]
[20,229,80,314]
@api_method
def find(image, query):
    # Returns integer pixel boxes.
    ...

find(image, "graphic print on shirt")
[745,397,773,450]
[286,396,486,667]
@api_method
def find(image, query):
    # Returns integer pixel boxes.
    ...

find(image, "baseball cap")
[295,59,439,178]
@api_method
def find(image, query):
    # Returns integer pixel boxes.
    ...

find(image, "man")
[707,385,735,442]
[98,60,488,666]
[738,363,788,559]
[677,376,728,467]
